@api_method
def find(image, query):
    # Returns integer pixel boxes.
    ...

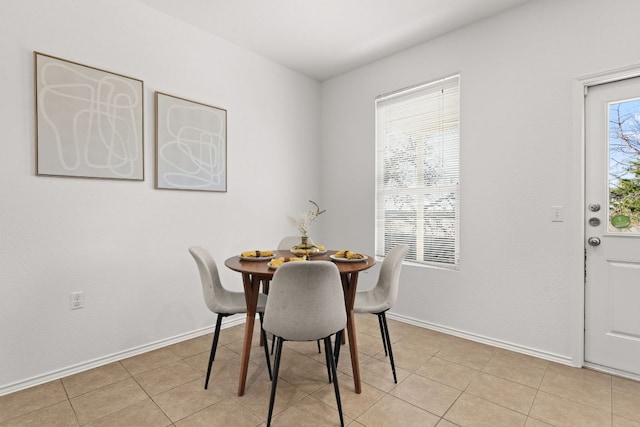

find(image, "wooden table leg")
[346,309,361,394]
[341,273,362,394]
[238,313,255,396]
[238,273,260,396]
[259,279,270,347]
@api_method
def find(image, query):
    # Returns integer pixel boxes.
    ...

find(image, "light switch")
[551,205,564,222]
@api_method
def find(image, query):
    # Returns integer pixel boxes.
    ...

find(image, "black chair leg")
[324,337,332,383]
[334,330,342,368]
[258,313,272,380]
[377,313,388,356]
[324,335,344,427]
[380,312,397,383]
[204,313,226,389]
[317,339,322,353]
[267,337,284,427]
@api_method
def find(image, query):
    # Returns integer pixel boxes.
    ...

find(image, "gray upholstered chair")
[263,261,346,427]
[188,246,272,389]
[275,236,322,354]
[277,235,305,250]
[353,244,408,383]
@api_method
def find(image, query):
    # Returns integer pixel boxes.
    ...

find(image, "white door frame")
[573,63,640,376]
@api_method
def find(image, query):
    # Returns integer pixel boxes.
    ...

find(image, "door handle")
[588,237,601,246]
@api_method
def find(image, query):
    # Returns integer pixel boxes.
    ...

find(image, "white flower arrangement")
[289,200,326,236]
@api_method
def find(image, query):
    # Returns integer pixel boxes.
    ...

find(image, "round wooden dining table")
[225,249,375,396]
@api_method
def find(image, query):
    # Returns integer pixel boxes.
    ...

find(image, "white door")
[585,77,640,378]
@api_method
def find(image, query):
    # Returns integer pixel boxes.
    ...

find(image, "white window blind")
[375,75,460,269]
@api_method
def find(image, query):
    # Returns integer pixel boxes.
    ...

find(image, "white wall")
[4,0,640,396]
[0,0,320,393]
[319,0,640,364]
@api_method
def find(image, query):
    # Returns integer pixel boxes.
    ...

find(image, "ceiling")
[137,0,530,81]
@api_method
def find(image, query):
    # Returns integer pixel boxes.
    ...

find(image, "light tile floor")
[2,314,640,426]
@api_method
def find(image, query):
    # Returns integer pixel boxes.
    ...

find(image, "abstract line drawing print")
[155,92,227,192]
[35,52,144,180]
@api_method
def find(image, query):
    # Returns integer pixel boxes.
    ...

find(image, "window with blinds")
[375,75,460,269]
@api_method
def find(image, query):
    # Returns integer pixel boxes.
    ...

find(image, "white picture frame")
[35,52,144,180]
[154,92,227,192]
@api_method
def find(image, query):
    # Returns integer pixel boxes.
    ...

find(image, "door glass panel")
[608,98,640,234]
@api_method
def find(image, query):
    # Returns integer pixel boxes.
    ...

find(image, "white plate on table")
[329,254,368,262]
[267,260,280,269]
[240,254,276,261]
[267,259,305,269]
[290,246,328,256]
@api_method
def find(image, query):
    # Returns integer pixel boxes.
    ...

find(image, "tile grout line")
[58,378,83,426]
[523,359,550,426]
[4,317,638,427]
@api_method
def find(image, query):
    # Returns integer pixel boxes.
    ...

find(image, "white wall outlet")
[551,205,564,222]
[70,291,84,310]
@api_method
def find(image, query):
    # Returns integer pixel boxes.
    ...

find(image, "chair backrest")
[263,261,346,341]
[188,246,233,314]
[277,236,314,250]
[375,245,409,310]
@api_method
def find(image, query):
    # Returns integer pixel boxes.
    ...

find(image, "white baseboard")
[2,312,581,397]
[385,312,576,367]
[584,362,640,382]
[0,316,245,397]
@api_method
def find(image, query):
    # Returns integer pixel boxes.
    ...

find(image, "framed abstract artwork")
[155,92,227,192]
[34,52,144,180]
